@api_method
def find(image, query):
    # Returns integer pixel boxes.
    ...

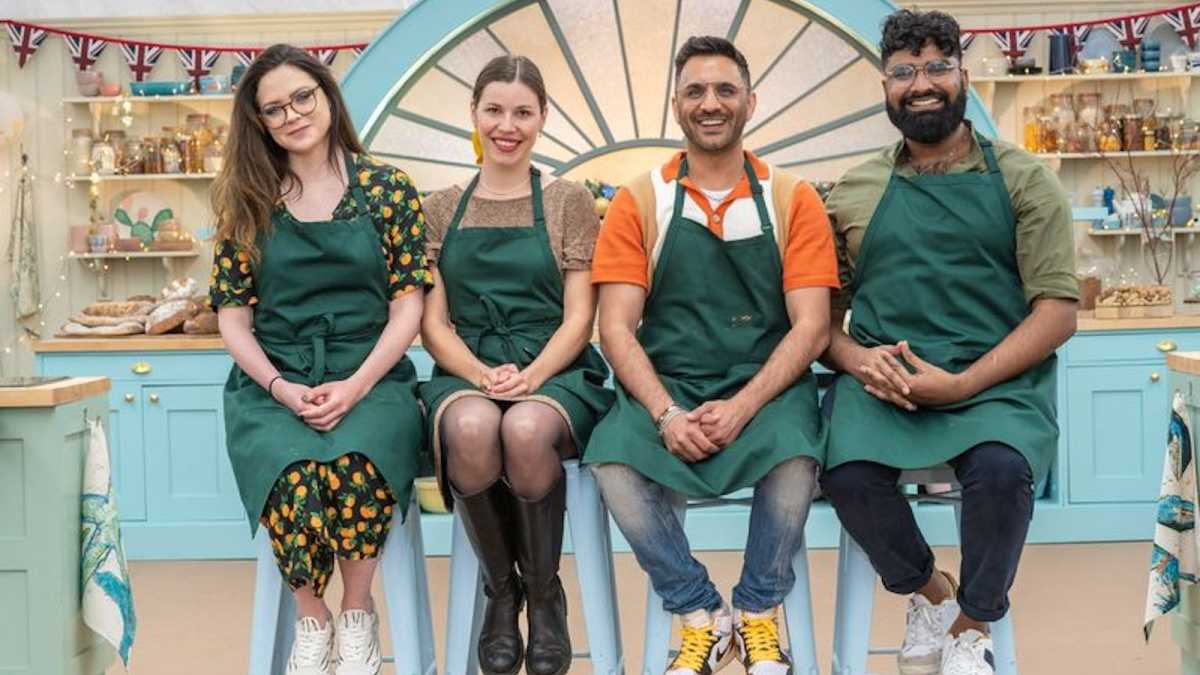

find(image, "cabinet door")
[108,381,147,521]
[1067,363,1169,503]
[143,384,243,521]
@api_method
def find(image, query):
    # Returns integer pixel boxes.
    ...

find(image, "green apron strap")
[976,134,1015,227]
[446,175,480,234]
[530,167,545,231]
[344,152,370,217]
[744,159,773,236]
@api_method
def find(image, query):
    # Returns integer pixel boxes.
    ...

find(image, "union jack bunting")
[1105,16,1150,49]
[64,33,108,71]
[991,29,1035,64]
[307,48,337,66]
[120,42,162,82]
[959,32,976,54]
[5,22,47,69]
[1164,6,1200,49]
[234,49,261,68]
[351,46,364,58]
[1050,24,1092,54]
[177,47,220,84]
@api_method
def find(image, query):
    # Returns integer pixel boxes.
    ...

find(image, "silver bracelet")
[655,404,687,436]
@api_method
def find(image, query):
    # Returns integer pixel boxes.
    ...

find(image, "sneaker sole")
[897,657,941,675]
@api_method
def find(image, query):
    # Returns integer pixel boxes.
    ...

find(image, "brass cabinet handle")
[1151,372,1161,383]
[131,361,152,375]
[1158,340,1178,353]
[124,393,134,403]
[149,394,160,404]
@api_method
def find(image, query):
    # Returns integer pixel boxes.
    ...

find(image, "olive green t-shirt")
[826,132,1079,310]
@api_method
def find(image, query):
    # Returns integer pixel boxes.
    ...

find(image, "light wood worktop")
[0,376,110,407]
[33,335,225,352]
[1168,351,1200,375]
[1077,311,1200,332]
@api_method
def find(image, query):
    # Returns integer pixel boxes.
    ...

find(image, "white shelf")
[1087,228,1196,237]
[69,250,199,259]
[973,71,1200,83]
[66,173,217,183]
[62,94,234,104]
[1035,150,1200,160]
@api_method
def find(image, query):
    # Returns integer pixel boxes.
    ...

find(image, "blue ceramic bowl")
[198,74,230,95]
[130,81,192,96]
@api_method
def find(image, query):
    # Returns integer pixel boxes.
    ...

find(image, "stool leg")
[444,509,485,675]
[406,498,438,675]
[641,494,687,675]
[781,534,819,675]
[381,498,437,675]
[249,527,295,675]
[832,529,876,675]
[564,461,625,675]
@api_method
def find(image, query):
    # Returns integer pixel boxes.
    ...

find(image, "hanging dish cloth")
[81,418,137,667]
[1145,390,1198,638]
[7,154,40,320]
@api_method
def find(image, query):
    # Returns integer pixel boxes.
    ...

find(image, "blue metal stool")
[831,465,1019,675]
[248,496,437,675]
[443,459,624,675]
[640,490,820,675]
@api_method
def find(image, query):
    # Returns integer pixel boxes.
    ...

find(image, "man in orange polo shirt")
[584,36,838,675]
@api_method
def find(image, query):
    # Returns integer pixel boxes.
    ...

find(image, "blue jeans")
[592,456,818,614]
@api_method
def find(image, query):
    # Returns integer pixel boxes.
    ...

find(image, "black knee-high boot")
[453,481,525,675]
[513,475,571,675]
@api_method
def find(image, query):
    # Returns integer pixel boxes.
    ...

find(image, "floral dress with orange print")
[208,153,431,308]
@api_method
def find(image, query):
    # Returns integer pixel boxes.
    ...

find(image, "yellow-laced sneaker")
[734,607,792,675]
[665,605,734,675]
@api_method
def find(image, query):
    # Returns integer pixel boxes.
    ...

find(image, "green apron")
[224,153,423,532]
[826,134,1057,483]
[419,169,613,507]
[584,158,824,498]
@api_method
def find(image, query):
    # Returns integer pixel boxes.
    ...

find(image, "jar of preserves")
[186,114,213,174]
[141,136,161,174]
[1122,114,1142,151]
[122,135,144,174]
[1022,106,1045,152]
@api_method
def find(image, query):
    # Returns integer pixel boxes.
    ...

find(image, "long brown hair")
[211,43,364,262]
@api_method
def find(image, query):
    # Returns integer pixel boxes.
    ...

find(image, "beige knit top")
[422,177,600,272]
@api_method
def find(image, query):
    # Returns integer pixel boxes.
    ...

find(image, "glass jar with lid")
[69,128,93,176]
[141,136,161,174]
[186,114,214,174]
[104,130,127,174]
[203,128,225,173]
[160,131,183,174]
[90,136,117,175]
[1022,106,1045,152]
[1075,92,1101,127]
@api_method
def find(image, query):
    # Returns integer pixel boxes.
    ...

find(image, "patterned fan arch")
[341,0,998,191]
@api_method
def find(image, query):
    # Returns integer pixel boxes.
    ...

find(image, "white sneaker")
[286,616,334,675]
[665,604,735,675]
[940,629,995,675]
[897,591,959,675]
[733,606,792,675]
[335,609,383,675]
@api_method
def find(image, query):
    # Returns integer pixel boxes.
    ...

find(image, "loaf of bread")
[58,321,144,337]
[146,298,198,335]
[183,310,219,334]
[70,312,148,327]
[81,300,155,317]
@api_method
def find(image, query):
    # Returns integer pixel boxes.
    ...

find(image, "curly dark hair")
[674,35,751,87]
[880,9,962,65]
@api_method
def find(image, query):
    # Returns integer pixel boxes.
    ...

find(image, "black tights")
[440,396,571,499]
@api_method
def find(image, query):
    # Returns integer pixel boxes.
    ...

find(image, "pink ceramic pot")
[99,81,121,97]
[75,70,103,97]
[68,224,92,253]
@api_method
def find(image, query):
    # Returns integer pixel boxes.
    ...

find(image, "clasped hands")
[662,397,754,464]
[477,362,543,399]
[272,377,369,433]
[853,340,972,411]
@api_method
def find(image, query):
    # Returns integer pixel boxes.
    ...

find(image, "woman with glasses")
[210,43,429,675]
[419,55,611,675]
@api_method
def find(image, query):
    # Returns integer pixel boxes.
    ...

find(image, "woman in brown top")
[418,56,612,675]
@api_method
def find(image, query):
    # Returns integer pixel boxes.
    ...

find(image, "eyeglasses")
[885,59,960,85]
[258,86,320,129]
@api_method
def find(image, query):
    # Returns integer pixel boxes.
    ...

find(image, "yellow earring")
[471,130,484,165]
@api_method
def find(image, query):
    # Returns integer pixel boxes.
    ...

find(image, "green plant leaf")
[151,208,175,230]
[131,223,153,244]
[113,209,133,227]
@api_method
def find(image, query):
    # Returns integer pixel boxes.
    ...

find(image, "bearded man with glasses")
[820,10,1078,675]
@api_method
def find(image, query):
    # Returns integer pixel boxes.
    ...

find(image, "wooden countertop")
[1076,311,1200,332]
[27,310,1200,354]
[33,335,225,352]
[1169,352,1200,375]
[0,376,110,407]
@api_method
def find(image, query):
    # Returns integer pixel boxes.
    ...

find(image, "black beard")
[682,113,749,153]
[886,88,967,144]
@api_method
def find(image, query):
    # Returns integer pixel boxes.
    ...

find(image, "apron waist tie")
[456,297,559,366]
[259,313,384,383]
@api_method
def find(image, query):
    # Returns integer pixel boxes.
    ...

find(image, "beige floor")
[111,542,1177,675]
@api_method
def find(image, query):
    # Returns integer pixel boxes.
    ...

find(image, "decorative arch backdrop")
[341,0,999,191]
